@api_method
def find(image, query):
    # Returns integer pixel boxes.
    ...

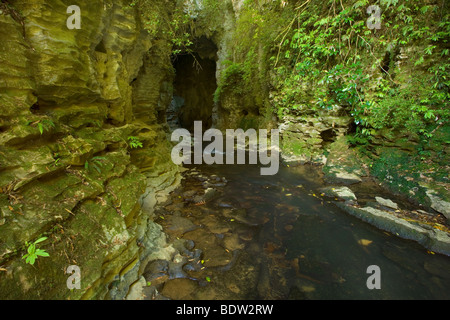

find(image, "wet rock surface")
[320,186,357,201]
[136,164,450,300]
[140,167,328,300]
[140,168,266,300]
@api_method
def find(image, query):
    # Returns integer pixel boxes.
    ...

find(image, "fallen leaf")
[301,285,316,293]
[358,239,373,246]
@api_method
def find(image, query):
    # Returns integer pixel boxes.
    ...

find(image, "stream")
[143,162,450,300]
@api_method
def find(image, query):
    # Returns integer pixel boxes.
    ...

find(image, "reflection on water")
[151,163,450,300]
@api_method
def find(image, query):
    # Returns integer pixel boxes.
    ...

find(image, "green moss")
[370,149,428,204]
[282,138,311,157]
[238,115,260,131]
[214,61,246,103]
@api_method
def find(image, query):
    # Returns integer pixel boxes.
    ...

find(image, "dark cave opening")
[169,38,218,132]
[320,128,338,148]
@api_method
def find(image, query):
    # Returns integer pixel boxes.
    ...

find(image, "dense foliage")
[213,0,449,164]
[274,0,449,142]
[132,0,449,174]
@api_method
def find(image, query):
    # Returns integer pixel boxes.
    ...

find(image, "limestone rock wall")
[0,0,181,299]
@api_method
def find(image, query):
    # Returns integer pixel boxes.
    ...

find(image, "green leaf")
[38,123,44,135]
[424,110,434,119]
[35,250,49,257]
[93,164,101,174]
[34,237,47,244]
[420,5,430,14]
[93,161,104,167]
[27,244,35,254]
[414,56,424,66]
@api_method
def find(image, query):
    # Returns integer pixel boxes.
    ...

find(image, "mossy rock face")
[48,104,108,130]
[0,11,36,118]
[0,0,183,300]
[52,136,96,167]
[278,108,353,165]
[322,136,367,185]
[0,153,149,300]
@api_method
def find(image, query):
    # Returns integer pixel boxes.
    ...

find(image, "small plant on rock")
[85,156,107,174]
[37,119,55,135]
[26,119,55,135]
[22,237,50,265]
[128,136,143,149]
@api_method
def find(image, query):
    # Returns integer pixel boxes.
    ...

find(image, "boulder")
[425,190,450,221]
[375,197,399,210]
[337,203,450,256]
[125,276,148,300]
[322,136,366,185]
[324,168,363,185]
[320,186,357,201]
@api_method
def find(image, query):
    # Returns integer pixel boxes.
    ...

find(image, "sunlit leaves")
[22,237,50,265]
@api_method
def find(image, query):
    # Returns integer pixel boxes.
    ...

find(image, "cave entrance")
[168,37,218,133]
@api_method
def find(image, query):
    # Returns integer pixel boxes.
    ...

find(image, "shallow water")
[150,162,450,300]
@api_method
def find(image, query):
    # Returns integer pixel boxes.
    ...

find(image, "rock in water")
[375,197,399,210]
[425,190,450,221]
[324,169,362,185]
[319,186,357,201]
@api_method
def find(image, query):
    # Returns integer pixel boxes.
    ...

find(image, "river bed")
[141,163,450,300]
